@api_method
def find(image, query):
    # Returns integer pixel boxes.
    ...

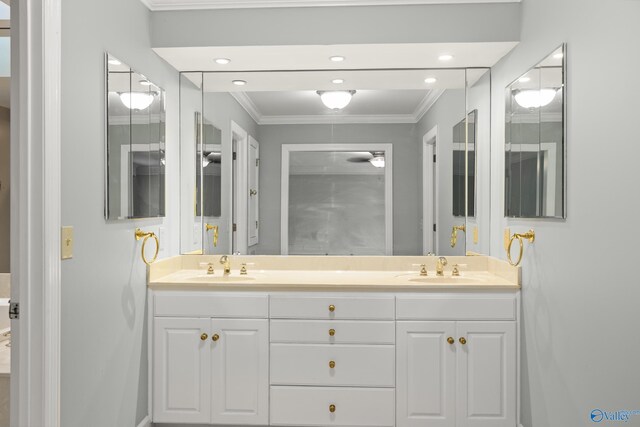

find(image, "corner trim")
[136,415,152,427]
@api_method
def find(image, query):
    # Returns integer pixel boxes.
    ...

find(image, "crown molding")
[231,90,444,125]
[141,0,519,11]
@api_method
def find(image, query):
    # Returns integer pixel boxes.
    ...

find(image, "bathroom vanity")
[148,255,521,427]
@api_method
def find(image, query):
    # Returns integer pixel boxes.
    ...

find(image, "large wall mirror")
[505,45,566,218]
[105,53,166,220]
[180,67,491,256]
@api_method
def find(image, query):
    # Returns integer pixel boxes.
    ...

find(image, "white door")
[248,136,259,247]
[456,322,516,427]
[211,318,269,425]
[397,322,456,427]
[153,317,211,424]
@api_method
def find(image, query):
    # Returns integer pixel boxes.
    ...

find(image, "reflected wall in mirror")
[105,53,166,220]
[180,67,489,256]
[452,110,476,218]
[505,45,566,218]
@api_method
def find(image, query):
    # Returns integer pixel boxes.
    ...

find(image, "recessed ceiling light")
[518,76,531,83]
[332,79,344,84]
[232,80,247,86]
[108,59,121,65]
[139,79,152,86]
[330,56,345,62]
[438,54,454,62]
[553,52,564,59]
[215,58,231,65]
[424,77,437,84]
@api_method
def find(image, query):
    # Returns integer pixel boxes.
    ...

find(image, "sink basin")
[188,275,257,283]
[407,276,484,285]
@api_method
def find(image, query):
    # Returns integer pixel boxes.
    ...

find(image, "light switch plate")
[61,226,74,260]
[504,227,511,251]
[473,226,479,244]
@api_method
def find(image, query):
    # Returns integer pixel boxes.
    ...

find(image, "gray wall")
[490,0,640,426]
[416,90,466,256]
[256,123,421,255]
[0,107,8,272]
[60,0,180,426]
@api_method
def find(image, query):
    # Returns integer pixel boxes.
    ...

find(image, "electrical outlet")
[61,226,74,260]
[504,227,511,251]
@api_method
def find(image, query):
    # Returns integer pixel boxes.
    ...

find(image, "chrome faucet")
[436,257,448,276]
[219,255,231,275]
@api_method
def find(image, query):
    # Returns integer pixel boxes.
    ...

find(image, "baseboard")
[136,415,151,427]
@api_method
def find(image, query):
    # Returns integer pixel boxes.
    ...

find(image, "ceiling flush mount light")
[120,92,154,110]
[330,56,345,62]
[369,152,385,168]
[232,80,247,86]
[139,79,152,86]
[438,54,454,62]
[108,58,121,65]
[553,52,564,59]
[215,58,231,65]
[518,76,531,83]
[317,90,356,110]
[424,77,437,84]
[514,88,557,109]
[332,79,344,84]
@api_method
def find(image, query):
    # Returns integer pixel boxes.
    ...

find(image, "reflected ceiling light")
[553,52,564,59]
[317,90,356,110]
[514,88,556,109]
[332,79,345,84]
[438,54,454,61]
[369,152,385,168]
[160,150,166,166]
[232,80,247,86]
[108,58,121,65]
[424,77,437,84]
[139,79,152,86]
[330,56,345,62]
[119,92,154,110]
[518,76,531,83]
[215,58,231,65]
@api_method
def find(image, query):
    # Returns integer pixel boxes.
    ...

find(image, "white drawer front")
[271,386,395,427]
[271,320,395,344]
[396,295,516,320]
[270,295,395,320]
[154,292,268,318]
[270,344,395,387]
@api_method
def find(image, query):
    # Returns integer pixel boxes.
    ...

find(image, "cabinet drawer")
[270,295,394,320]
[154,292,268,318]
[270,344,394,387]
[396,295,516,320]
[271,386,395,427]
[271,320,395,344]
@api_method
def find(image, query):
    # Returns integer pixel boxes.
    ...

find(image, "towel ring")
[135,228,160,266]
[507,229,535,267]
[205,223,219,247]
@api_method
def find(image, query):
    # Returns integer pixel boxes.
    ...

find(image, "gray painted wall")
[255,123,421,255]
[490,1,640,426]
[60,0,180,426]
[0,107,8,272]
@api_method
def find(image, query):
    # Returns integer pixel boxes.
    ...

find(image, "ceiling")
[141,0,519,10]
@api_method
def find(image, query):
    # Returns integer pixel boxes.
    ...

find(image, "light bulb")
[318,90,355,110]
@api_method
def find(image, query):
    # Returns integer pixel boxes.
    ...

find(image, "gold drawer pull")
[200,333,208,341]
[212,334,220,342]
[329,329,336,337]
[329,404,336,413]
[447,337,454,344]
[459,337,467,345]
[329,304,335,312]
[329,360,336,369]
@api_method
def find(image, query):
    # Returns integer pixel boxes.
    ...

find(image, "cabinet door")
[248,136,259,247]
[396,322,456,427]
[153,317,211,424]
[456,322,516,427]
[211,318,269,425]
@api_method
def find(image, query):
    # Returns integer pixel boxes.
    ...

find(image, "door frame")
[230,120,248,254]
[422,126,438,255]
[280,143,394,255]
[11,0,62,426]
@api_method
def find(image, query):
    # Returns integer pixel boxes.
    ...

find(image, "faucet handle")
[240,263,248,275]
[411,263,428,276]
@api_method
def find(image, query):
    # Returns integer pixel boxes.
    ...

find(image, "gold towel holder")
[507,229,535,266]
[135,228,160,266]
[205,223,219,247]
[450,224,466,248]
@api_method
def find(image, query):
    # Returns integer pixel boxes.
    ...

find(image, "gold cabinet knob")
[212,334,220,342]
[329,360,336,369]
[329,328,336,337]
[200,333,208,341]
[447,337,454,344]
[329,404,336,413]
[459,337,467,345]
[329,304,335,312]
